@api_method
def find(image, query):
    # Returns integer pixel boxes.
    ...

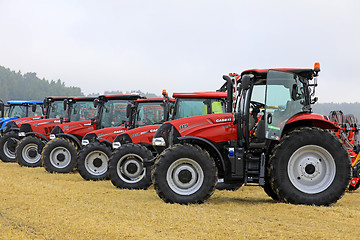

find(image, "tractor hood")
[152,113,236,154]
[56,120,96,136]
[113,124,161,147]
[82,125,128,144]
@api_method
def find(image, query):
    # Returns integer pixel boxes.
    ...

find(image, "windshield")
[173,98,226,120]
[136,102,165,127]
[48,101,68,119]
[8,105,27,118]
[100,100,128,128]
[70,102,97,122]
[28,104,43,117]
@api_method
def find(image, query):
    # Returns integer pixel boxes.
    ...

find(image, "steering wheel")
[250,101,265,109]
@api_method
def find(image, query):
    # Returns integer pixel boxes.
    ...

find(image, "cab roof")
[69,96,97,101]
[7,100,43,105]
[135,98,175,103]
[99,94,142,101]
[241,68,315,79]
[173,92,227,99]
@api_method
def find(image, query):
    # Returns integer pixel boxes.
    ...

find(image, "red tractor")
[14,97,97,167]
[77,93,175,180]
[151,63,351,206]
[108,90,229,189]
[41,94,142,173]
[0,96,69,162]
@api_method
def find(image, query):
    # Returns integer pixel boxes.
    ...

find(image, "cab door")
[265,70,307,141]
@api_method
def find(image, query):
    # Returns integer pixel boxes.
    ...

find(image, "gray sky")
[0,0,359,102]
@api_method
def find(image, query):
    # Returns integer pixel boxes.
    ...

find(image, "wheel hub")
[93,157,103,168]
[28,149,38,158]
[117,153,146,183]
[178,169,192,184]
[166,158,204,196]
[287,145,336,194]
[57,153,65,162]
[126,162,138,174]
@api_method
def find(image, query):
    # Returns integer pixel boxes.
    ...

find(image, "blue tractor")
[0,100,43,136]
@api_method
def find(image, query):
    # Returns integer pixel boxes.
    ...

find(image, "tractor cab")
[235,66,321,150]
[0,100,44,134]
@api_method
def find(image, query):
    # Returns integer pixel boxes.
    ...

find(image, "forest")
[0,66,83,102]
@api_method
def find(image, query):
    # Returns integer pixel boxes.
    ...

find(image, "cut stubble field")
[0,161,359,240]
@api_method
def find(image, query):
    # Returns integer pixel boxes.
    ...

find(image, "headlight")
[112,141,121,149]
[49,134,56,140]
[82,139,90,146]
[18,132,26,137]
[152,137,166,146]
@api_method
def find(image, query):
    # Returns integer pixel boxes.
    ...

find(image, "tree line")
[0,66,83,102]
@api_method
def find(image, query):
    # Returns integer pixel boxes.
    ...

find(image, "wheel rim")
[84,150,109,176]
[166,158,204,195]
[3,138,18,159]
[287,145,336,194]
[116,153,145,183]
[49,146,72,168]
[22,143,41,164]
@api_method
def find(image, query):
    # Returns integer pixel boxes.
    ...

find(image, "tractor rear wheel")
[109,143,153,189]
[0,131,20,162]
[77,142,112,181]
[152,144,217,204]
[42,138,78,173]
[269,127,351,206]
[15,136,44,167]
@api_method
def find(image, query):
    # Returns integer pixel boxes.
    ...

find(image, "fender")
[284,113,338,133]
[56,133,82,149]
[25,132,49,141]
[97,138,112,147]
[9,127,20,132]
[178,136,226,172]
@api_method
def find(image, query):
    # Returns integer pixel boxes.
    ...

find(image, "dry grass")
[0,161,359,240]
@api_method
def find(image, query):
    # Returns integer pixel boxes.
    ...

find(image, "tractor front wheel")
[0,131,20,162]
[15,136,44,167]
[77,142,112,181]
[109,143,153,189]
[42,138,78,173]
[152,144,217,204]
[269,127,351,206]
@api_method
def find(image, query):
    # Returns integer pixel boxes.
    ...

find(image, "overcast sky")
[0,0,359,102]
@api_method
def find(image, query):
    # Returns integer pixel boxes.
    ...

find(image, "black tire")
[269,127,351,206]
[216,180,243,191]
[15,136,45,167]
[152,144,218,204]
[41,138,78,173]
[109,143,153,189]
[0,131,20,162]
[77,142,112,181]
[263,157,280,201]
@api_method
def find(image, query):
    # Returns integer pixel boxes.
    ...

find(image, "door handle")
[267,113,272,124]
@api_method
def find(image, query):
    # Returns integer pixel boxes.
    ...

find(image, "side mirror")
[241,75,251,90]
[0,102,4,112]
[63,99,67,111]
[93,99,99,108]
[126,102,135,118]
[32,103,37,112]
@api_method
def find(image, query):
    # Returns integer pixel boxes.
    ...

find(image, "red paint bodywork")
[286,113,338,130]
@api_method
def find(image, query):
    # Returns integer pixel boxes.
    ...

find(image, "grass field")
[0,161,359,240]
